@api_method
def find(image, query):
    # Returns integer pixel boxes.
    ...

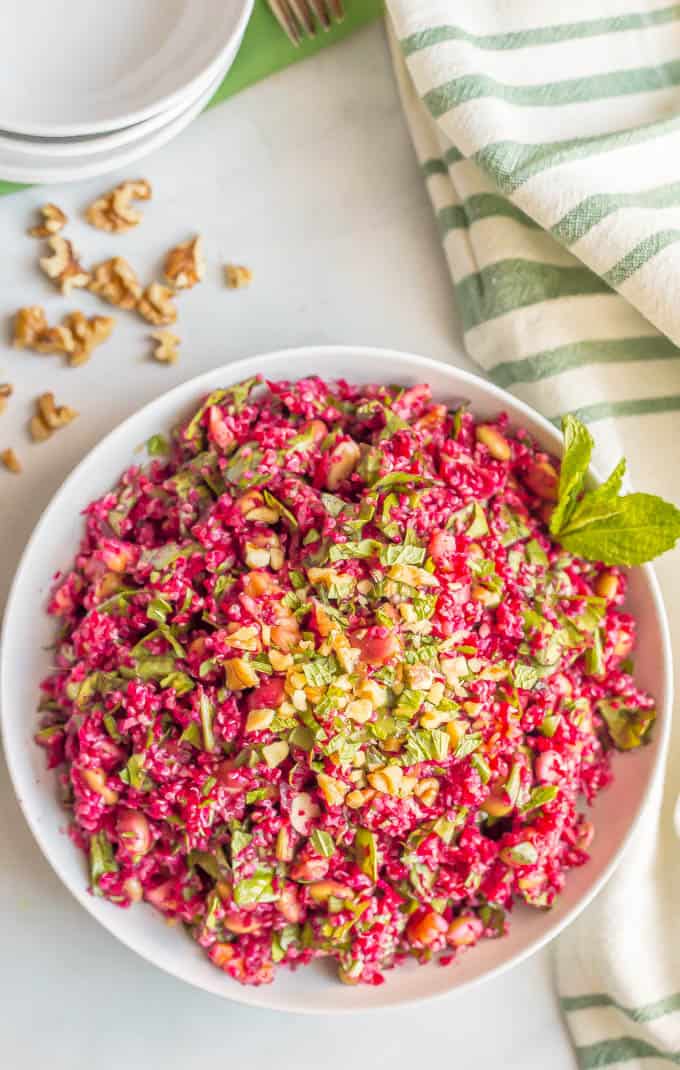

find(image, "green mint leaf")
[597,699,655,750]
[559,493,680,566]
[355,827,378,881]
[89,831,118,894]
[562,458,627,534]
[233,870,277,906]
[550,415,593,534]
[310,829,336,858]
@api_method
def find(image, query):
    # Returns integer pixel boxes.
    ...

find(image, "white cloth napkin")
[385,3,680,1065]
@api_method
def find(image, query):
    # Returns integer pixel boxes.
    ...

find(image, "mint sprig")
[549,415,680,566]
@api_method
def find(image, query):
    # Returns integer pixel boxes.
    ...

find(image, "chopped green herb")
[355,828,378,881]
[89,831,118,895]
[311,829,336,858]
[233,870,277,906]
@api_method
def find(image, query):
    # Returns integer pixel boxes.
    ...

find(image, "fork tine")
[305,0,330,30]
[288,0,317,37]
[326,0,345,20]
[267,0,302,46]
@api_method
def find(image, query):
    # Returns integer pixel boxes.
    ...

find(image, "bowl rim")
[1,344,673,1013]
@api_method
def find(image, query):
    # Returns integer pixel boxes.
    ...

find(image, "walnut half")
[225,263,253,289]
[63,311,115,367]
[150,330,180,364]
[39,236,90,295]
[0,383,13,416]
[28,203,68,238]
[89,257,142,310]
[164,236,205,290]
[30,392,78,442]
[137,282,177,326]
[1,447,21,474]
[86,179,152,232]
[13,306,73,356]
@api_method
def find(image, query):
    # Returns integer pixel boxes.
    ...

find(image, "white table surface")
[0,23,574,1069]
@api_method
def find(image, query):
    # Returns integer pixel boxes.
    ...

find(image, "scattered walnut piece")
[28,203,68,238]
[0,383,13,416]
[63,311,115,367]
[89,257,142,310]
[86,179,152,232]
[39,236,90,295]
[13,306,74,357]
[150,330,180,364]
[137,282,177,326]
[1,448,21,474]
[30,392,78,442]
[164,236,205,290]
[225,263,253,289]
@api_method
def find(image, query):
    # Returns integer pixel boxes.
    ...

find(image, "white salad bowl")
[0,346,672,1014]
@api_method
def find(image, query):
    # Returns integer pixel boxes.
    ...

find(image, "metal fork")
[267,0,345,47]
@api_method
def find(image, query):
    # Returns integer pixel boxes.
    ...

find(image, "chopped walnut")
[225,264,253,289]
[30,392,78,441]
[137,282,177,326]
[150,330,180,364]
[0,383,13,416]
[39,236,90,295]
[85,179,152,232]
[63,311,115,367]
[13,306,74,356]
[1,448,21,473]
[164,236,205,290]
[89,257,142,310]
[28,203,68,238]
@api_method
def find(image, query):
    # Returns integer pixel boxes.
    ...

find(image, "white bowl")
[0,0,254,137]
[0,59,226,159]
[1,346,672,1014]
[0,63,227,185]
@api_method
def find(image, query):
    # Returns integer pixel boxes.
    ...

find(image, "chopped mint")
[311,829,336,858]
[89,831,118,895]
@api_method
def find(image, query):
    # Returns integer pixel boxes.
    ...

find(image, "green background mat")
[0,0,384,196]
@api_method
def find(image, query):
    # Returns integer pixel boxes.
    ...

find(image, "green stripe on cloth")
[422,158,448,176]
[576,1037,680,1069]
[552,180,680,245]
[488,335,680,388]
[562,991,680,1024]
[555,394,680,425]
[0,0,384,197]
[438,192,539,235]
[603,229,680,286]
[402,4,680,55]
[474,114,680,193]
[456,260,611,331]
[424,59,680,119]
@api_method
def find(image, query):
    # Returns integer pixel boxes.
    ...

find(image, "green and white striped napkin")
[385,2,680,1066]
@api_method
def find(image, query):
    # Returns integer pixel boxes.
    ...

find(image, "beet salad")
[36,376,656,986]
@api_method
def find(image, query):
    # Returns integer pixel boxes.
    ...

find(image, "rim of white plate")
[0,346,672,1013]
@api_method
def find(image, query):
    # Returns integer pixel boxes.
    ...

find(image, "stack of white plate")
[0,0,254,183]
